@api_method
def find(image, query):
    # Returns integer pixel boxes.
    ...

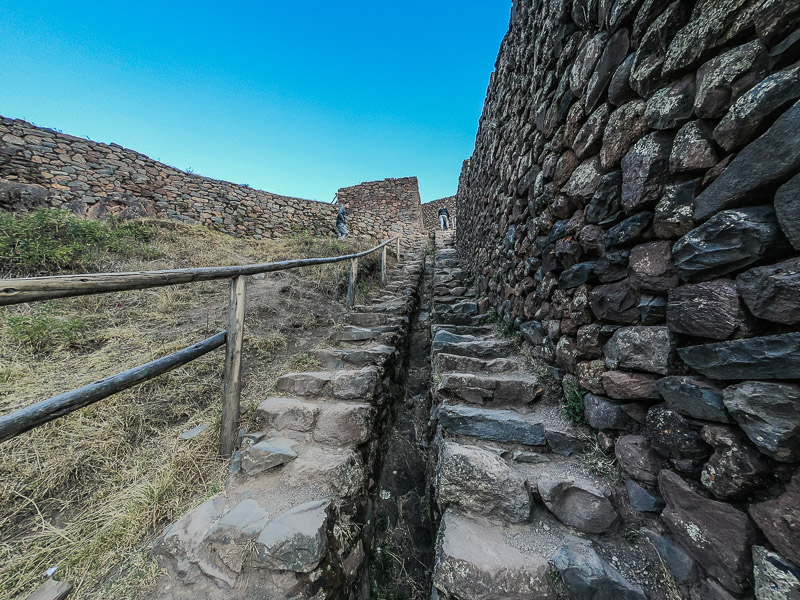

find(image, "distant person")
[438,206,451,231]
[336,201,350,239]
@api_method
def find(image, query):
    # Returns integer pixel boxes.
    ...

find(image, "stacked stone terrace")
[455,0,800,597]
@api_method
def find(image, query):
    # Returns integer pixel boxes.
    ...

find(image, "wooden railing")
[0,236,400,454]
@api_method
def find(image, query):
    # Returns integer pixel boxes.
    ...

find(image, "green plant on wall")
[563,380,587,424]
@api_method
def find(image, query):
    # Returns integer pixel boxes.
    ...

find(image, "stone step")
[311,345,394,369]
[276,367,380,401]
[436,371,543,405]
[432,352,520,374]
[431,330,514,359]
[257,397,375,447]
[331,325,391,342]
[430,324,496,337]
[433,510,556,600]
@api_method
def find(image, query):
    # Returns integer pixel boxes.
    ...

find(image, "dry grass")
[0,218,398,599]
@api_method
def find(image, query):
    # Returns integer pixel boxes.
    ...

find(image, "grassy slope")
[0,212,394,599]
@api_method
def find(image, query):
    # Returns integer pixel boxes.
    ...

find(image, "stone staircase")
[147,247,426,600]
[428,231,669,600]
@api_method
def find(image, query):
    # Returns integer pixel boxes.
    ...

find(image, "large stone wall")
[421,195,456,230]
[456,0,800,596]
[0,116,423,244]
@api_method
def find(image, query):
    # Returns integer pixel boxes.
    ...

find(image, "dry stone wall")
[0,116,423,244]
[455,0,800,597]
[421,195,456,230]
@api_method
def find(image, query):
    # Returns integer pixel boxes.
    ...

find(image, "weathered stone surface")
[586,29,631,112]
[255,499,330,573]
[666,280,742,339]
[656,376,732,423]
[432,330,513,359]
[313,403,374,446]
[276,371,332,397]
[700,425,772,500]
[722,381,800,462]
[775,172,800,250]
[571,32,610,96]
[555,336,579,372]
[737,258,800,325]
[638,294,666,324]
[694,40,769,119]
[573,105,611,159]
[577,323,604,359]
[616,434,661,484]
[202,499,269,575]
[714,63,800,151]
[645,74,696,130]
[645,405,711,462]
[239,440,297,476]
[436,442,530,523]
[552,543,646,600]
[595,249,629,282]
[679,333,800,380]
[624,132,676,212]
[433,353,517,375]
[629,1,687,96]
[625,478,665,512]
[601,371,661,400]
[642,530,697,585]
[433,511,556,600]
[0,181,49,212]
[673,206,787,281]
[589,280,640,324]
[752,545,800,600]
[609,53,637,106]
[605,211,652,248]
[538,474,620,533]
[600,100,648,169]
[604,326,675,375]
[332,367,380,400]
[669,121,720,174]
[562,156,605,200]
[437,372,542,405]
[577,360,607,395]
[257,397,319,432]
[749,470,800,566]
[559,261,596,289]
[546,428,586,457]
[584,393,637,432]
[438,403,546,446]
[628,240,679,292]
[693,100,800,220]
[659,470,758,594]
[586,170,622,223]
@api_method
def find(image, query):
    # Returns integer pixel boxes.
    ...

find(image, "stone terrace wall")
[456,0,800,596]
[421,195,456,230]
[0,116,415,242]
[336,177,424,248]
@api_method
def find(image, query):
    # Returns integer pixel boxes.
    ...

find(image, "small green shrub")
[485,307,498,323]
[0,209,156,276]
[564,380,587,424]
[5,310,89,354]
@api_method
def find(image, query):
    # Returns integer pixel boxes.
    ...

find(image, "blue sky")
[0,1,511,203]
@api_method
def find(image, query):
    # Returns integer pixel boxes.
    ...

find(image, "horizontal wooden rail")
[0,237,399,306]
[0,332,227,444]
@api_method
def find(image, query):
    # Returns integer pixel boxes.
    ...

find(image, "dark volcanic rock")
[616,434,661,484]
[638,294,666,325]
[737,258,800,325]
[605,211,653,248]
[669,121,720,174]
[625,478,665,512]
[656,376,731,423]
[604,326,675,375]
[642,530,697,585]
[666,280,742,339]
[584,393,637,432]
[552,544,646,600]
[577,324,604,359]
[654,180,698,239]
[693,100,800,221]
[438,404,546,447]
[571,32,609,96]
[749,469,800,566]
[595,249,630,282]
[562,156,605,200]
[586,170,622,224]
[620,132,674,213]
[600,100,648,169]
[645,405,711,461]
[538,474,620,533]
[700,425,772,500]
[601,371,661,401]
[659,470,758,595]
[678,333,800,380]
[608,53,637,106]
[559,261,596,289]
[713,63,800,152]
[573,104,611,159]
[722,381,800,462]
[752,545,800,600]
[673,206,787,281]
[629,1,687,97]
[589,280,640,324]
[775,173,800,250]
[645,74,696,130]
[694,39,769,119]
[586,29,631,112]
[628,240,679,293]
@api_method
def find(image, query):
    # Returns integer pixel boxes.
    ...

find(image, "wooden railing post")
[396,236,401,262]
[346,257,358,307]
[381,246,387,285]
[220,275,247,456]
